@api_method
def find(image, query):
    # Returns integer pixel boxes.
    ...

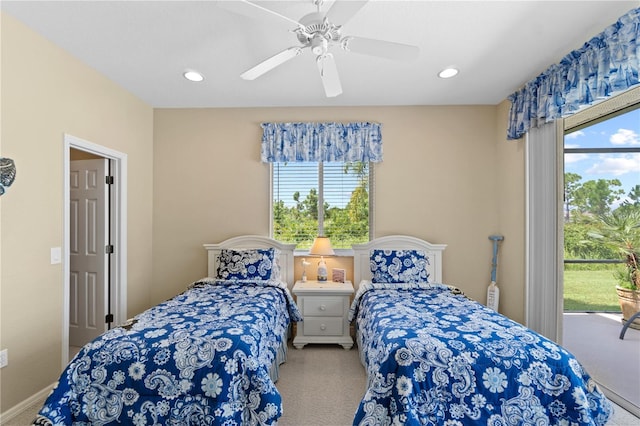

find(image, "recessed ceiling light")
[183,70,204,82]
[438,68,459,79]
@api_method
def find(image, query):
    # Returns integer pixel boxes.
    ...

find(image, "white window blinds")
[272,162,371,249]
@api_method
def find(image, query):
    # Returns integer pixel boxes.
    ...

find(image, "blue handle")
[489,235,504,282]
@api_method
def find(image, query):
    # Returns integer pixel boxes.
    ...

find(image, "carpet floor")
[3,340,638,425]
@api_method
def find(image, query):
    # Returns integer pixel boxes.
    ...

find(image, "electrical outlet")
[0,349,7,368]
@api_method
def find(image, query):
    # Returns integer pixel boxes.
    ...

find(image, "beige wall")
[494,100,526,321]
[0,14,154,411]
[152,106,525,317]
[0,11,527,416]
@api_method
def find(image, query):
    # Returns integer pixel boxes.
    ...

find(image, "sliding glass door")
[562,104,640,414]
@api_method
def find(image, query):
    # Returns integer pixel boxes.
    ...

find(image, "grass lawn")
[563,269,620,312]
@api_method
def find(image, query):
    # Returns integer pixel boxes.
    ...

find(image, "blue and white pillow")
[217,248,280,281]
[370,249,429,283]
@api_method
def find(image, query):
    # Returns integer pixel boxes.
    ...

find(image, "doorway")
[560,98,640,416]
[69,156,109,349]
[526,87,640,417]
[63,134,127,367]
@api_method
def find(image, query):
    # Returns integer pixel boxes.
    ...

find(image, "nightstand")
[292,280,354,350]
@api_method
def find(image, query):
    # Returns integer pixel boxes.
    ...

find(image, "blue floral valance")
[261,122,383,163]
[507,7,640,140]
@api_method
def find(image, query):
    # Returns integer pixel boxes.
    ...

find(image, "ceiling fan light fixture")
[233,0,419,97]
[438,67,459,79]
[311,34,328,55]
[183,70,204,82]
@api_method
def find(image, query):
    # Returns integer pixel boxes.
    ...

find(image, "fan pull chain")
[317,54,327,76]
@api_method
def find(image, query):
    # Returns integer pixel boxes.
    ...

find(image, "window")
[272,161,373,249]
[563,104,640,312]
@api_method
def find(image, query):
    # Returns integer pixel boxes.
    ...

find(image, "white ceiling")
[2,1,637,108]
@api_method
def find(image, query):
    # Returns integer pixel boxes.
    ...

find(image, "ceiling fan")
[220,0,419,97]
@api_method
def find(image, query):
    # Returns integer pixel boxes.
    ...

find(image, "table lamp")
[309,236,335,281]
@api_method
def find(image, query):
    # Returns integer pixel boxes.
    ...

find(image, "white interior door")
[69,159,109,346]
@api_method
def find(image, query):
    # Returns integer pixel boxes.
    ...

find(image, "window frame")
[269,161,375,254]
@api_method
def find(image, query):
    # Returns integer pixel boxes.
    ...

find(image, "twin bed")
[34,236,301,426]
[349,235,612,425]
[34,234,612,425]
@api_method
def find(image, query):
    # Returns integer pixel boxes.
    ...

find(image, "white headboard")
[203,235,297,288]
[352,235,447,288]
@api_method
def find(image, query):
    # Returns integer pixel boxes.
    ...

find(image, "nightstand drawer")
[303,317,343,336]
[303,297,343,316]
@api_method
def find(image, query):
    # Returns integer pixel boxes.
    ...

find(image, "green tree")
[275,190,320,245]
[617,185,640,217]
[324,163,369,247]
[564,172,582,220]
[630,185,640,204]
[343,162,368,225]
[565,215,616,260]
[294,189,319,220]
[273,162,371,248]
[573,179,624,216]
[622,185,640,207]
[588,207,640,289]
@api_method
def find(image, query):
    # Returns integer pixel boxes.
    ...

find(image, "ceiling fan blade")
[217,0,302,30]
[241,47,304,80]
[316,53,342,98]
[342,36,419,61]
[325,0,369,26]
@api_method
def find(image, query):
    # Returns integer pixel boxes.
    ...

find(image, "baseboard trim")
[0,384,53,425]
[599,382,640,419]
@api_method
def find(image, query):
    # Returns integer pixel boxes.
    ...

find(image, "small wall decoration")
[0,158,16,196]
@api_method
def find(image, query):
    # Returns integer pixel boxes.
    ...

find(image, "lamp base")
[317,257,328,282]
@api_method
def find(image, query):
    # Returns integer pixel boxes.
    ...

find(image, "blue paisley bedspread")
[348,281,612,426]
[34,278,302,426]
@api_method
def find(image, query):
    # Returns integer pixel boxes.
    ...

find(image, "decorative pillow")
[370,249,430,283]
[217,248,280,281]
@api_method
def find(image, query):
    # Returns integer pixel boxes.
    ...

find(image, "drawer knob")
[319,305,326,311]
[320,324,326,330]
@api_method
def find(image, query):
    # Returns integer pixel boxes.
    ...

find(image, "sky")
[564,107,640,206]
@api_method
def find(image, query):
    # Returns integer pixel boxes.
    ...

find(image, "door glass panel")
[563,106,640,414]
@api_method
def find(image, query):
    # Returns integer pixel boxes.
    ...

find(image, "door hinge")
[105,245,114,254]
[105,313,114,324]
[106,176,114,185]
